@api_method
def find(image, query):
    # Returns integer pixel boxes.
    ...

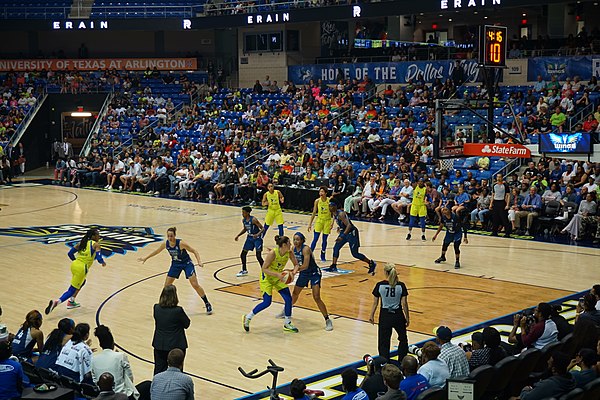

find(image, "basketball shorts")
[168,262,196,279]
[265,209,284,225]
[259,274,287,296]
[243,237,263,252]
[410,204,427,217]
[443,232,462,245]
[295,269,322,288]
[314,218,332,235]
[70,260,89,289]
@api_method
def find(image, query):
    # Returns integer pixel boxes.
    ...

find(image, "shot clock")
[480,25,507,67]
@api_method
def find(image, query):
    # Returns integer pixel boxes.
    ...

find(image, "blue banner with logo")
[288,60,481,85]
[539,132,593,154]
[527,56,600,81]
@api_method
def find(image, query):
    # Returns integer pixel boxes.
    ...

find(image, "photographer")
[575,293,600,327]
[508,303,558,351]
[360,355,388,400]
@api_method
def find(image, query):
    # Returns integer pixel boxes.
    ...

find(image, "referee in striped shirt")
[369,263,410,362]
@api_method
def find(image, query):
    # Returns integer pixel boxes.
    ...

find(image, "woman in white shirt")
[91,325,139,399]
[55,323,93,383]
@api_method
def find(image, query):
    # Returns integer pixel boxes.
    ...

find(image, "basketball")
[281,270,294,284]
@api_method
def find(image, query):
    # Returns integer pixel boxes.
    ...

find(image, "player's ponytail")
[384,263,398,288]
[22,310,43,330]
[78,228,99,253]
[274,235,289,247]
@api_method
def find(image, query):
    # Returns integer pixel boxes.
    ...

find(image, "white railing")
[8,93,48,148]
[80,91,114,157]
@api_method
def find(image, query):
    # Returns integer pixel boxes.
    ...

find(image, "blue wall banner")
[527,56,600,81]
[288,60,481,85]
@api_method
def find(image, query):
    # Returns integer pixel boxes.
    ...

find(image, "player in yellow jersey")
[262,182,285,238]
[45,228,106,314]
[308,186,333,261]
[407,178,429,241]
[243,235,300,333]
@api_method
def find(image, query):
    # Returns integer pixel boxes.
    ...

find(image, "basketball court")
[0,182,597,399]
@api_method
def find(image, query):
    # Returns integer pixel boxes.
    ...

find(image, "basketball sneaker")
[66,300,80,309]
[283,322,299,333]
[206,303,213,315]
[421,235,426,241]
[320,250,326,262]
[406,233,411,240]
[325,319,333,331]
[434,256,446,264]
[242,315,251,332]
[236,270,248,277]
[45,300,58,315]
[367,260,377,275]
[455,261,461,269]
[274,310,285,319]
[323,265,338,273]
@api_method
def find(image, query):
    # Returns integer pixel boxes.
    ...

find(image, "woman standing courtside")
[152,285,190,375]
[369,263,410,362]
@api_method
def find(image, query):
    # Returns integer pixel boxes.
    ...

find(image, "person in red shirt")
[582,114,598,132]
[365,105,378,120]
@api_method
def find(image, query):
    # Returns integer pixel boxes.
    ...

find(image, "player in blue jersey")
[325,201,376,275]
[432,204,469,269]
[138,227,212,314]
[284,232,333,331]
[234,206,265,277]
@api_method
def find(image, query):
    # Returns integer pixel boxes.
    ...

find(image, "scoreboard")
[480,25,507,68]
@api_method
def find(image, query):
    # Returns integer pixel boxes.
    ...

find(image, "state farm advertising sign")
[463,143,531,158]
[0,58,197,72]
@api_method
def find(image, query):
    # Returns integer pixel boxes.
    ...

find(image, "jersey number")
[385,287,396,297]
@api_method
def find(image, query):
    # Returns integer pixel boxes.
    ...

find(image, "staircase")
[9,93,48,148]
[69,0,94,18]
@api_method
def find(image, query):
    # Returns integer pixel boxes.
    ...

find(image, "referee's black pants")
[491,199,511,235]
[378,308,408,363]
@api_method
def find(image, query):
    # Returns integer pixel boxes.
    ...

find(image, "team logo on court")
[0,224,163,258]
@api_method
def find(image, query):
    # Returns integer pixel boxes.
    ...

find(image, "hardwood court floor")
[0,183,598,399]
[219,261,573,335]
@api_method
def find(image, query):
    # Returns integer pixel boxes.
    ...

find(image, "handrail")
[568,102,595,132]
[7,93,48,148]
[243,87,382,171]
[492,157,523,181]
[80,91,114,157]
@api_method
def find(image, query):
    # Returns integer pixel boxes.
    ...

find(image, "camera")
[408,344,423,357]
[460,343,472,353]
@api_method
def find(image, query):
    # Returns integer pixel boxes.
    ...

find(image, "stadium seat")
[484,356,520,399]
[558,388,585,400]
[464,364,495,400]
[509,348,541,396]
[415,387,447,400]
[532,341,563,373]
[581,378,600,400]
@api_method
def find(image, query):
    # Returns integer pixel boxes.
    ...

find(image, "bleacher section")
[0,0,71,19]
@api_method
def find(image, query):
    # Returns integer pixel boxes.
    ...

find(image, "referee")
[490,173,511,237]
[369,263,410,362]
